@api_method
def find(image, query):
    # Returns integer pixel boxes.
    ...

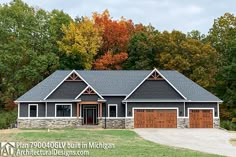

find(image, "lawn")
[0,129,222,157]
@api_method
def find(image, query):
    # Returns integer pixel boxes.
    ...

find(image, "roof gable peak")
[44,70,103,100]
[124,68,187,100]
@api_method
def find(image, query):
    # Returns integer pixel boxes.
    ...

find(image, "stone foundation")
[177,118,189,128]
[102,118,125,129]
[213,118,220,128]
[17,118,83,129]
[125,118,134,129]
[18,117,220,129]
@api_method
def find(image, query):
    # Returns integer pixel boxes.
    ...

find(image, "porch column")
[77,103,80,118]
[99,103,102,117]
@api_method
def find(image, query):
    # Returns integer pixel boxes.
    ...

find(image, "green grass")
[0,129,222,157]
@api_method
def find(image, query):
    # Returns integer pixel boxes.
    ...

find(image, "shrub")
[0,110,17,129]
[221,120,236,131]
[220,105,233,120]
[232,118,236,123]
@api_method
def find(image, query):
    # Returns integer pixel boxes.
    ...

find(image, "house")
[15,68,222,129]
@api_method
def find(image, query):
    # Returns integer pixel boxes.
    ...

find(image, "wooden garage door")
[189,109,213,128]
[134,109,177,128]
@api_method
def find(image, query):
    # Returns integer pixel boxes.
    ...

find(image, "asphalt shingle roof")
[16,70,222,102]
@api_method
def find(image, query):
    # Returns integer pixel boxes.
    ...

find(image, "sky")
[0,0,236,34]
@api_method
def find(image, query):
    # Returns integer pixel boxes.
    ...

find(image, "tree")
[94,51,128,70]
[207,13,236,63]
[93,10,135,54]
[157,31,219,89]
[0,0,59,110]
[123,28,159,70]
[187,30,205,41]
[48,10,74,69]
[58,18,103,69]
[207,13,236,119]
[216,40,236,114]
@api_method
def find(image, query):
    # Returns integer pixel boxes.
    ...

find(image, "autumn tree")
[58,18,103,69]
[157,31,219,89]
[94,51,128,70]
[93,10,135,54]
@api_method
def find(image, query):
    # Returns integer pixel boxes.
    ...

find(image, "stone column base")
[102,118,125,129]
[213,118,220,128]
[177,118,189,128]
[125,118,134,129]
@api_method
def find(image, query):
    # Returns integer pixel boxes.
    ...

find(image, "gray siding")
[47,102,76,117]
[127,102,184,117]
[102,96,125,117]
[20,103,45,117]
[72,103,77,117]
[19,103,28,117]
[80,94,99,101]
[48,81,87,99]
[47,103,55,117]
[185,102,218,117]
[129,80,183,99]
[38,103,45,117]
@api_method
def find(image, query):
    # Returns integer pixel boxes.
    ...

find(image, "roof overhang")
[122,99,223,103]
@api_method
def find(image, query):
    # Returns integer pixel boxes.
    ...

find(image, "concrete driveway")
[134,129,236,157]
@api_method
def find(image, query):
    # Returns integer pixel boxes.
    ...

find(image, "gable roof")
[15,69,222,102]
[75,86,104,100]
[124,69,187,100]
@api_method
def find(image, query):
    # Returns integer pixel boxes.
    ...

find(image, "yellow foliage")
[57,18,103,69]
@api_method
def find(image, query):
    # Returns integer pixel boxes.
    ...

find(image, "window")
[56,104,72,117]
[28,104,38,117]
[108,104,117,117]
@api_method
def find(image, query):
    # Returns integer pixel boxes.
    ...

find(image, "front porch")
[76,101,103,126]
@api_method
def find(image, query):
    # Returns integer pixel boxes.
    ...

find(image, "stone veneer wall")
[177,118,220,128]
[177,118,189,128]
[213,118,220,128]
[102,118,125,129]
[18,117,220,129]
[17,118,83,129]
[125,118,134,129]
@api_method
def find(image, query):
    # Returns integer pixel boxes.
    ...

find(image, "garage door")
[134,109,177,128]
[189,109,213,128]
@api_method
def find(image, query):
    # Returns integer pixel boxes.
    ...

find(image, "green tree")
[48,9,74,69]
[207,13,236,119]
[0,0,59,110]
[207,13,236,63]
[216,40,236,114]
[124,28,159,69]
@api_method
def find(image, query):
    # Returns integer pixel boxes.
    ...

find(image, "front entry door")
[83,105,97,125]
[86,109,94,124]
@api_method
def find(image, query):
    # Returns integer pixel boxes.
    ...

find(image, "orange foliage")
[94,51,128,70]
[93,9,135,53]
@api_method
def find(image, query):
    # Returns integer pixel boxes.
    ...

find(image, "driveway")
[134,129,236,157]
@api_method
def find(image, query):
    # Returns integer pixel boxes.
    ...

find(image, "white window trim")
[18,103,20,118]
[108,104,118,118]
[28,104,38,118]
[55,104,72,117]
[18,117,77,120]
[131,107,179,118]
